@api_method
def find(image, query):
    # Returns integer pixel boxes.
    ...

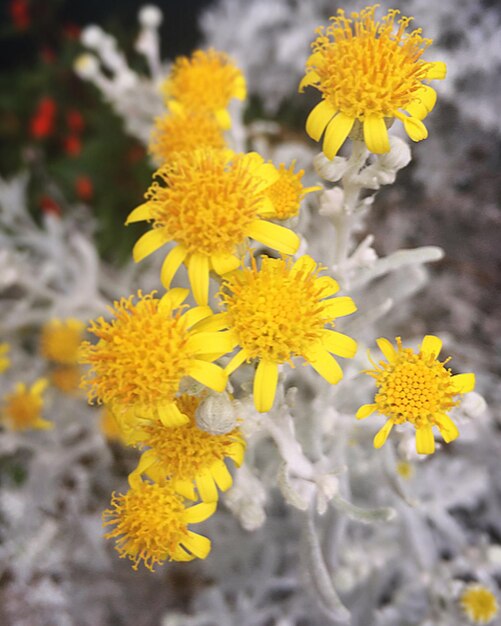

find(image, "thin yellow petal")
[215,108,232,129]
[321,330,357,358]
[211,253,241,276]
[323,296,357,318]
[420,335,442,358]
[253,359,279,413]
[376,337,397,362]
[211,461,233,492]
[158,288,188,315]
[234,76,246,100]
[298,71,320,93]
[356,404,377,420]
[125,202,154,225]
[186,331,236,356]
[175,479,197,501]
[128,451,156,488]
[291,254,316,275]
[323,113,355,159]
[306,51,324,67]
[171,546,195,562]
[405,101,428,121]
[196,469,219,502]
[246,220,300,255]
[226,441,245,467]
[450,373,475,394]
[363,116,390,154]
[403,116,428,142]
[132,229,167,263]
[183,305,214,329]
[160,245,187,289]
[188,360,227,392]
[224,348,248,376]
[306,100,337,142]
[417,85,437,112]
[435,414,459,443]
[181,531,211,559]
[185,501,217,524]
[426,61,447,80]
[416,426,435,455]
[315,276,340,297]
[31,378,49,395]
[192,312,229,332]
[374,421,393,448]
[158,402,189,427]
[188,253,210,306]
[306,348,343,385]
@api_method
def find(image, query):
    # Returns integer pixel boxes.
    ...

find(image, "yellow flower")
[2,379,52,431]
[41,318,85,365]
[300,5,446,158]
[103,479,216,570]
[357,336,475,455]
[460,584,499,625]
[161,49,246,129]
[0,343,10,373]
[217,255,357,412]
[261,162,321,220]
[129,394,245,502]
[79,289,235,429]
[50,365,82,395]
[149,110,226,165]
[127,149,300,305]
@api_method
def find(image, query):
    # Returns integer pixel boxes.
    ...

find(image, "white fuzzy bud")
[80,25,106,50]
[196,392,237,434]
[318,187,344,218]
[74,54,100,80]
[378,136,412,172]
[314,152,348,182]
[138,5,163,28]
[461,391,487,419]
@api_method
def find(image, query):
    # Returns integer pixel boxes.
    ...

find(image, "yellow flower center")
[149,111,226,165]
[221,257,334,363]
[41,318,85,365]
[147,150,266,256]
[460,585,499,625]
[103,482,189,571]
[2,380,49,431]
[162,49,245,114]
[266,164,305,220]
[310,6,431,119]
[373,339,457,428]
[80,292,191,411]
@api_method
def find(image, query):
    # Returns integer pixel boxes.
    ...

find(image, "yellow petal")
[175,479,197,501]
[225,348,248,376]
[321,330,357,358]
[435,414,459,443]
[253,359,279,413]
[158,288,189,315]
[181,531,211,559]
[226,441,245,467]
[306,100,337,142]
[256,196,276,217]
[160,245,187,289]
[171,546,195,562]
[211,461,233,492]
[376,337,397,362]
[420,335,442,358]
[183,305,214,329]
[246,220,300,255]
[125,202,153,224]
[215,108,232,130]
[415,426,435,455]
[185,501,217,524]
[298,71,320,93]
[31,378,49,395]
[363,116,390,154]
[196,468,219,502]
[450,373,475,394]
[132,229,167,263]
[192,312,229,332]
[291,254,316,275]
[234,76,246,100]
[403,116,428,142]
[306,348,343,385]
[188,253,210,306]
[306,51,324,67]
[323,296,357,318]
[323,113,355,159]
[188,360,227,392]
[374,420,394,448]
[211,253,241,275]
[417,85,437,112]
[167,99,184,115]
[315,276,340,297]
[158,402,189,427]
[356,404,377,420]
[186,330,236,356]
[128,451,156,488]
[426,61,447,80]
[405,101,428,121]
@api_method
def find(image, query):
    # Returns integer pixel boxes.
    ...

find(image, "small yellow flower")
[261,162,321,220]
[129,394,245,502]
[50,365,82,395]
[300,5,446,158]
[357,336,475,455]
[2,379,52,431]
[127,149,300,305]
[161,49,246,129]
[149,110,226,165]
[79,289,235,429]
[103,479,216,570]
[0,343,10,373]
[217,255,357,412]
[41,318,85,365]
[460,584,499,625]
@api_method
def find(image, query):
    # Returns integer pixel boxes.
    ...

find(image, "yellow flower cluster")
[40,318,86,394]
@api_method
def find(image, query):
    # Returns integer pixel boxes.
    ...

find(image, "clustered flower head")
[1,379,52,431]
[459,584,499,625]
[300,4,446,158]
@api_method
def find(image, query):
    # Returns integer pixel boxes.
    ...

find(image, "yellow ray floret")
[103,479,216,570]
[161,49,246,129]
[79,289,235,430]
[261,162,321,220]
[2,378,52,431]
[0,343,10,373]
[357,335,475,455]
[460,584,499,625]
[40,318,85,365]
[300,5,446,158]
[217,254,357,412]
[126,149,300,305]
[129,394,245,502]
[149,110,226,165]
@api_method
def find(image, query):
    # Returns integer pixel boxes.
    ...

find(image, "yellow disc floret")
[41,318,85,365]
[357,335,476,454]
[161,49,246,129]
[460,584,499,625]
[130,394,245,502]
[103,480,216,570]
[218,255,357,412]
[2,379,52,431]
[301,5,446,157]
[263,162,321,220]
[79,289,234,428]
[126,150,300,305]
